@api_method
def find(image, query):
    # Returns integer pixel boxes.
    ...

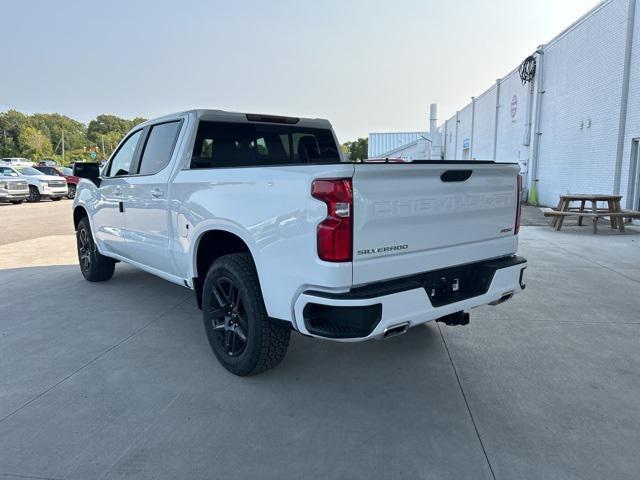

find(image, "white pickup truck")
[72,110,526,376]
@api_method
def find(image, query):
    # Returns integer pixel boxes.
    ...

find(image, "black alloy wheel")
[78,225,92,273]
[76,217,115,282]
[28,186,41,202]
[208,276,249,357]
[202,253,290,376]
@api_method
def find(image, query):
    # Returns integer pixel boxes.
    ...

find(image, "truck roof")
[139,109,333,130]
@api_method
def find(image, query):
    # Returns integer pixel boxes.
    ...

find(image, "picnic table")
[541,194,640,233]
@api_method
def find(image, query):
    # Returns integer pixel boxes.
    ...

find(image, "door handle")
[114,186,122,196]
[151,188,164,198]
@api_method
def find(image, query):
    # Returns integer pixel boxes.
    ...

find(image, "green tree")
[130,117,147,128]
[103,131,124,157]
[0,110,30,156]
[0,137,20,157]
[342,138,368,161]
[29,113,87,153]
[87,114,131,143]
[18,126,53,160]
[87,114,147,158]
[1,109,149,161]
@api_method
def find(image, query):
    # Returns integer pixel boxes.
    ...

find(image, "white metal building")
[368,104,443,160]
[441,0,640,209]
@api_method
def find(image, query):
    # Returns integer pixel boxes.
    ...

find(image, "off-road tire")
[76,217,115,282]
[202,253,290,376]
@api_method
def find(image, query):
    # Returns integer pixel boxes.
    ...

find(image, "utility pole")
[101,135,106,159]
[61,130,65,164]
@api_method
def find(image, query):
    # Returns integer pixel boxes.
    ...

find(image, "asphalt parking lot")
[1,202,640,480]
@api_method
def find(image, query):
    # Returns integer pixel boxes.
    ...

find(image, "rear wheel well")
[73,206,88,230]
[194,230,251,309]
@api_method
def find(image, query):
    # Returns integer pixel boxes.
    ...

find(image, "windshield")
[0,167,19,177]
[16,167,44,176]
[37,167,61,175]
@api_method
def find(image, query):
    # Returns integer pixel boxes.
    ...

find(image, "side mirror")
[73,163,101,186]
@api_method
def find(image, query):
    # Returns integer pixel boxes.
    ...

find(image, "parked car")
[35,164,79,198]
[1,157,34,167]
[72,109,526,376]
[38,159,58,167]
[0,166,29,204]
[1,165,68,202]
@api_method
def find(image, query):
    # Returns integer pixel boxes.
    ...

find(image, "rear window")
[190,122,341,169]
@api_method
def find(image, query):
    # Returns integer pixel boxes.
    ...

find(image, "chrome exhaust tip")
[383,322,410,339]
[490,291,515,306]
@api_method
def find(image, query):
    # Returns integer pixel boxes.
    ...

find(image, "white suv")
[0,165,68,202]
[1,157,34,166]
[0,169,29,204]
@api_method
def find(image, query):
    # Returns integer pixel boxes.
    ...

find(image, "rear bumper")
[293,255,527,342]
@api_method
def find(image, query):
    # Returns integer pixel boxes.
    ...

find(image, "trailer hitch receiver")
[436,311,470,326]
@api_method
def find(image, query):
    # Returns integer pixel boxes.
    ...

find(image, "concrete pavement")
[0,200,75,246]
[1,202,639,479]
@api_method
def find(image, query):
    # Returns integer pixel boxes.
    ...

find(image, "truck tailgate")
[351,162,520,286]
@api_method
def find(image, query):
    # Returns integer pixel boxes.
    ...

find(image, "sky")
[1,0,601,142]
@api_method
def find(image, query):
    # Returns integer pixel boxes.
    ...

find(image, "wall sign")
[510,95,518,118]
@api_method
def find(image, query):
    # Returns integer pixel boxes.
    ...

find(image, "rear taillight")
[515,175,522,235]
[311,178,353,262]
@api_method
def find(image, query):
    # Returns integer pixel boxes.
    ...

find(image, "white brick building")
[442,0,640,209]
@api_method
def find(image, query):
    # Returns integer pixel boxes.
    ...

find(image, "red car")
[35,164,79,199]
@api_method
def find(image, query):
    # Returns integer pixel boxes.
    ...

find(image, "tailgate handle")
[441,170,472,182]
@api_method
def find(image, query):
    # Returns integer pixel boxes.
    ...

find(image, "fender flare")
[188,221,260,281]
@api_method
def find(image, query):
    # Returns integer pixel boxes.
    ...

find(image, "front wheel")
[67,184,76,199]
[28,186,41,202]
[202,253,290,376]
[76,217,115,282]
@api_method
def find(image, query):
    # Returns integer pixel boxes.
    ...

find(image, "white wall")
[455,103,473,159]
[536,0,631,206]
[494,71,530,169]
[443,67,530,166]
[441,0,640,207]
[470,85,497,160]
[443,115,456,159]
[621,0,640,208]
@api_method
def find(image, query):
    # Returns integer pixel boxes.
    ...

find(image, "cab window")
[106,130,143,177]
[137,121,181,175]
